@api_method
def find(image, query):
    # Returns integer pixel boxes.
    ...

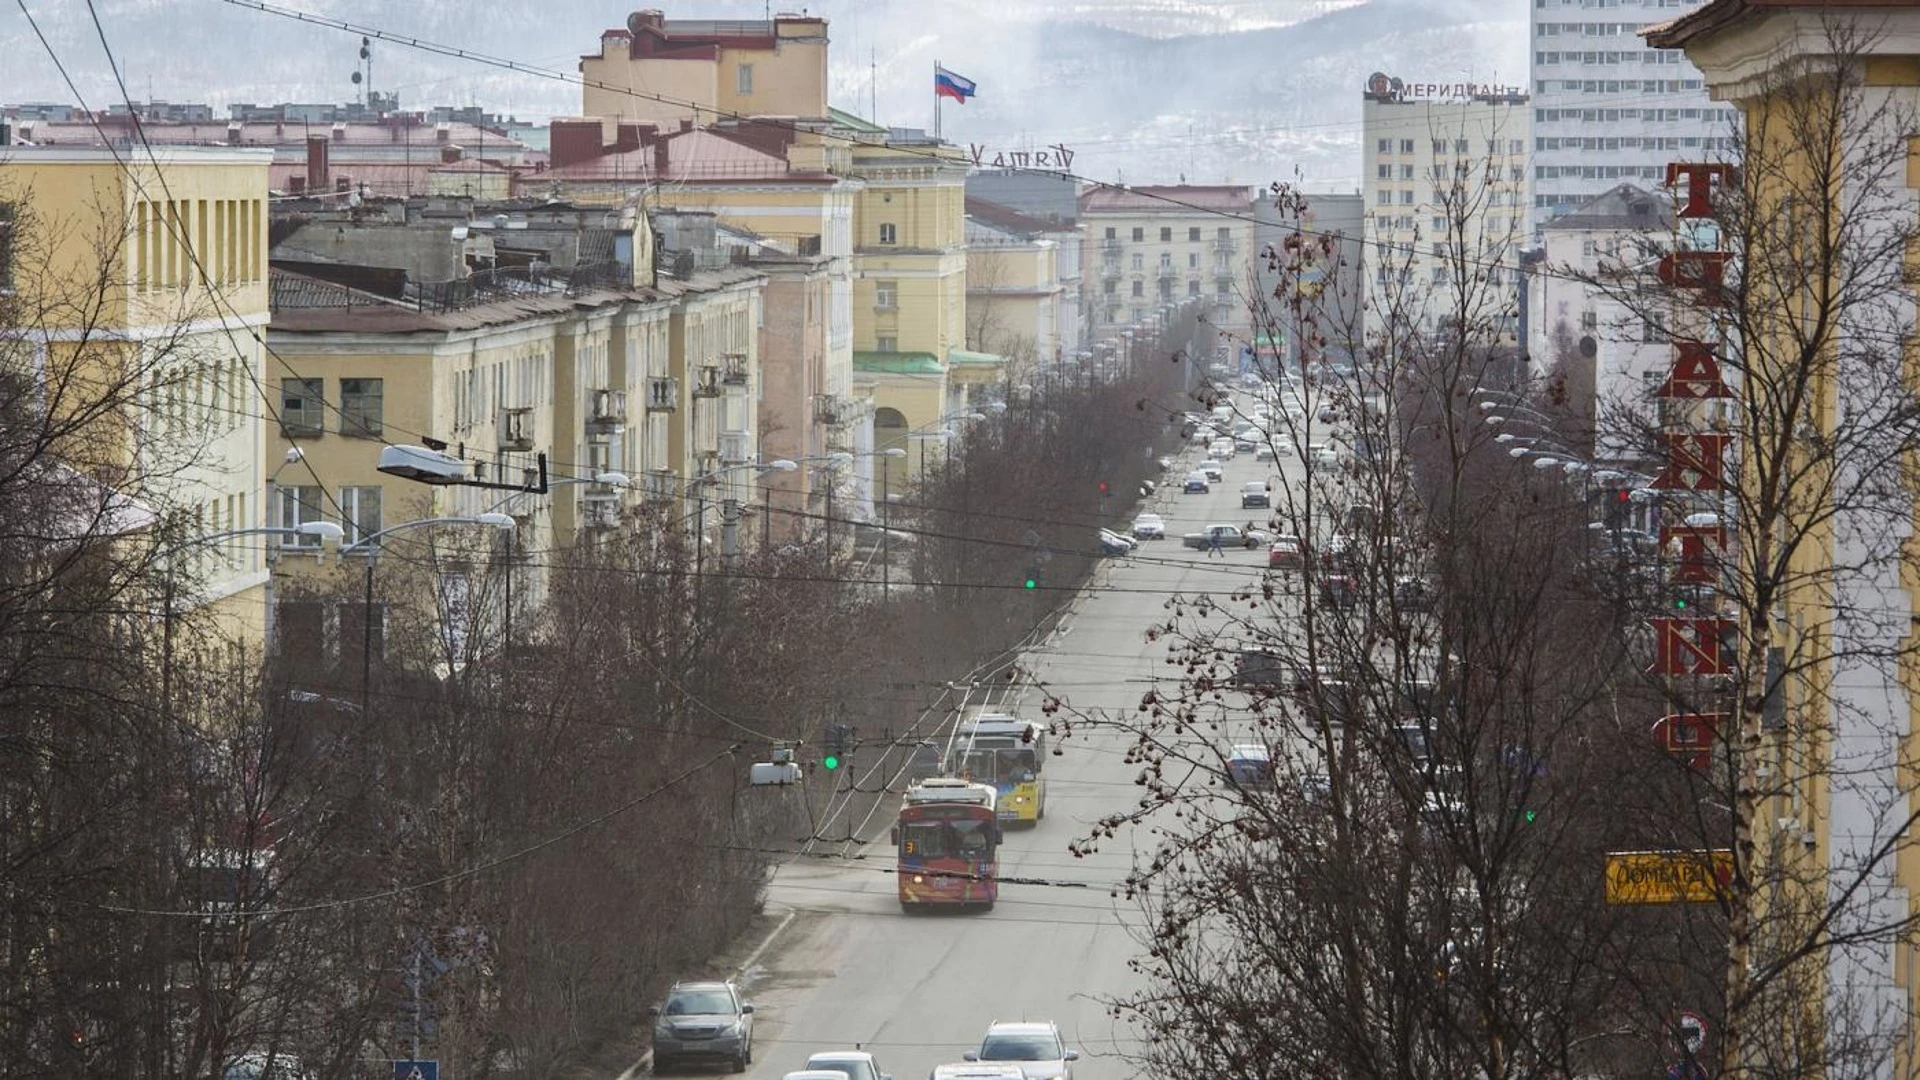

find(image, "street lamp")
[686,460,797,565]
[480,471,630,662]
[339,514,515,716]
[156,521,347,724]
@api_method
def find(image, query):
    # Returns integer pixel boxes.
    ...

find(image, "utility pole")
[881,466,891,600]
[721,497,741,561]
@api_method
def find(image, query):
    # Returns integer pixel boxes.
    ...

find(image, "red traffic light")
[1098,481,1110,494]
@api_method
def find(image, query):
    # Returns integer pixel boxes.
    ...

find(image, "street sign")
[1675,1011,1708,1054]
[394,1060,439,1080]
[1666,1060,1707,1080]
[1604,850,1733,904]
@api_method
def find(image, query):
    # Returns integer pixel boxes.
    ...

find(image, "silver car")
[964,1020,1080,1080]
[651,981,755,1072]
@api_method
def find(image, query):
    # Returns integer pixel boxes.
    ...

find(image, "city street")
[704,441,1296,1080]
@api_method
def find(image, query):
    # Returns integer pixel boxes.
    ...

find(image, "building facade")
[579,10,831,127]
[1530,0,1737,233]
[2,145,275,646]
[1360,76,1531,342]
[1078,185,1255,364]
[963,199,1065,389]
[1254,188,1364,368]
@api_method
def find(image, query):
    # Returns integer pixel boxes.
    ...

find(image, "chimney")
[441,145,462,164]
[330,121,346,143]
[614,123,643,155]
[679,117,694,134]
[226,121,243,145]
[306,135,330,191]
[435,122,451,143]
[654,137,670,173]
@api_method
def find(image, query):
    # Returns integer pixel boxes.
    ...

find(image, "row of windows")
[1102,225,1235,243]
[1536,21,1641,35]
[1539,77,1704,93]
[277,485,382,547]
[1536,159,1706,183]
[1375,138,1529,156]
[133,196,263,293]
[1104,278,1224,298]
[1534,49,1685,65]
[1537,107,1735,125]
[1538,135,1730,154]
[281,377,384,438]
[1374,265,1510,288]
[1372,214,1520,234]
[452,352,553,434]
[1535,0,1700,8]
[1378,163,1528,182]
[1376,189,1527,208]
[145,353,250,440]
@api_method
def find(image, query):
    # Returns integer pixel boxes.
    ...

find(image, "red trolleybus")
[893,778,1001,912]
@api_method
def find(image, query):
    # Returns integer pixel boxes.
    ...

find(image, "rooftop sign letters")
[968,143,1075,170]
[1364,72,1525,103]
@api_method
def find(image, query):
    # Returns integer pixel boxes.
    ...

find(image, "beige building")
[1360,75,1531,342]
[1,145,275,647]
[580,10,831,127]
[1078,185,1255,366]
[963,198,1065,390]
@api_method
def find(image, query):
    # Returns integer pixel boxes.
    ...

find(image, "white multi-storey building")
[1360,74,1531,341]
[1528,0,1739,233]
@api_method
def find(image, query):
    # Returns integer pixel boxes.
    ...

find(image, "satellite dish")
[350,71,363,85]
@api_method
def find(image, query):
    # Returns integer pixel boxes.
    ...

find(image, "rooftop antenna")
[870,48,877,125]
[350,36,372,108]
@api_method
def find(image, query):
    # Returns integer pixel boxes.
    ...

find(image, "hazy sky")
[6,0,1527,185]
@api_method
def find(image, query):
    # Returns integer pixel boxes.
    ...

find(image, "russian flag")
[935,65,977,104]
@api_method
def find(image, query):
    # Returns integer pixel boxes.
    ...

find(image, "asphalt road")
[654,440,1305,1080]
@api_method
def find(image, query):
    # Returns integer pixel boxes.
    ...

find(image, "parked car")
[1131,512,1167,539]
[1225,743,1275,788]
[1240,481,1270,509]
[224,1054,314,1080]
[1395,575,1437,612]
[1318,572,1360,610]
[931,1067,1028,1080]
[1182,524,1270,550]
[1155,455,1177,472]
[964,1020,1080,1080]
[651,981,755,1072]
[1182,471,1211,494]
[806,1050,895,1080]
[1268,535,1305,570]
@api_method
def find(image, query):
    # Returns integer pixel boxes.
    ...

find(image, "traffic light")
[1023,565,1041,590]
[822,724,854,769]
[1097,480,1110,495]
[823,751,842,771]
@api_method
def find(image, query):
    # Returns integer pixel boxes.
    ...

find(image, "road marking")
[735,906,799,982]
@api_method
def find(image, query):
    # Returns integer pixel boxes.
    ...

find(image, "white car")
[1199,460,1225,482]
[1209,438,1236,459]
[1131,512,1167,539]
[965,1021,1080,1080]
[1308,443,1340,470]
[806,1050,895,1080]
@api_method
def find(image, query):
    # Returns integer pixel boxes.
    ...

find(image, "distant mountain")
[4,0,1523,186]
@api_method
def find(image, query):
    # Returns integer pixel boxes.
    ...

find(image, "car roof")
[807,1052,877,1063]
[985,1020,1060,1035]
[669,981,734,994]
[932,1066,1027,1080]
[788,1071,861,1080]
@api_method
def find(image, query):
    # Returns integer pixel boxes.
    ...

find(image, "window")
[1104,226,1116,239]
[1400,190,1414,205]
[1188,252,1199,268]
[1216,282,1230,297]
[1399,164,1415,180]
[341,485,382,545]
[736,64,754,94]
[1377,190,1393,206]
[1159,227,1172,242]
[1378,164,1392,179]
[1580,311,1598,331]
[879,222,898,245]
[1131,280,1144,297]
[1217,227,1230,241]
[1131,253,1144,270]
[1399,139,1414,153]
[876,335,898,352]
[1432,139,1447,154]
[340,377,383,437]
[1103,280,1117,295]
[1377,138,1392,153]
[277,485,326,547]
[1454,139,1469,153]
[1188,280,1200,296]
[1158,252,1172,269]
[1432,216,1447,232]
[281,377,324,436]
[1158,280,1173,300]
[875,279,898,309]
[1131,227,1144,241]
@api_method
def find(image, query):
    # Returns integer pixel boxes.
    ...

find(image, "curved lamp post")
[685,459,797,566]
[339,514,515,716]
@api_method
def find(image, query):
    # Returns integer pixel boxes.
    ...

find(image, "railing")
[641,470,677,503]
[722,354,749,386]
[646,377,679,412]
[813,394,844,426]
[691,366,722,398]
[580,499,620,529]
[498,407,534,451]
[718,431,752,463]
[588,389,627,429]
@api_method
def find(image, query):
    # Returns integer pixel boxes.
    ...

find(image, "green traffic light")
[823,754,841,770]
[1523,809,1537,824]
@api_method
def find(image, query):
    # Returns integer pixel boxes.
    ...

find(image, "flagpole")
[934,59,942,140]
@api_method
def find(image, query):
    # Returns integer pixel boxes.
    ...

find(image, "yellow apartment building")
[964,197,1066,392]
[1648,3,1920,1074]
[580,10,830,126]
[1079,185,1255,367]
[1,145,274,648]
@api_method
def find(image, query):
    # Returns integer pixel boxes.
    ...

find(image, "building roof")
[1542,183,1673,231]
[827,107,888,135]
[544,128,828,183]
[853,351,944,375]
[947,349,1007,368]
[11,117,533,154]
[965,197,1073,237]
[1079,184,1252,215]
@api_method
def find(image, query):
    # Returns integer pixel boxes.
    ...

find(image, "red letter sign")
[1649,619,1738,677]
[1662,523,1726,584]
[1667,162,1736,219]
[1656,340,1733,400]
[1653,433,1730,492]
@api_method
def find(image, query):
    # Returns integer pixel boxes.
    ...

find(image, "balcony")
[1211,237,1237,253]
[1100,237,1123,251]
[645,376,679,412]
[722,353,749,386]
[1099,262,1122,280]
[580,480,622,502]
[581,499,620,529]
[813,394,845,426]
[497,407,534,452]
[641,470,677,503]
[587,389,627,433]
[691,365,722,398]
[718,430,752,464]
[1212,265,1235,281]
[1156,266,1177,280]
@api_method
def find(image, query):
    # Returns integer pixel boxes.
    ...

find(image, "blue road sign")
[394,1061,439,1080]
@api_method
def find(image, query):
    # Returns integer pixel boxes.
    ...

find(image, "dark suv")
[651,980,754,1072]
